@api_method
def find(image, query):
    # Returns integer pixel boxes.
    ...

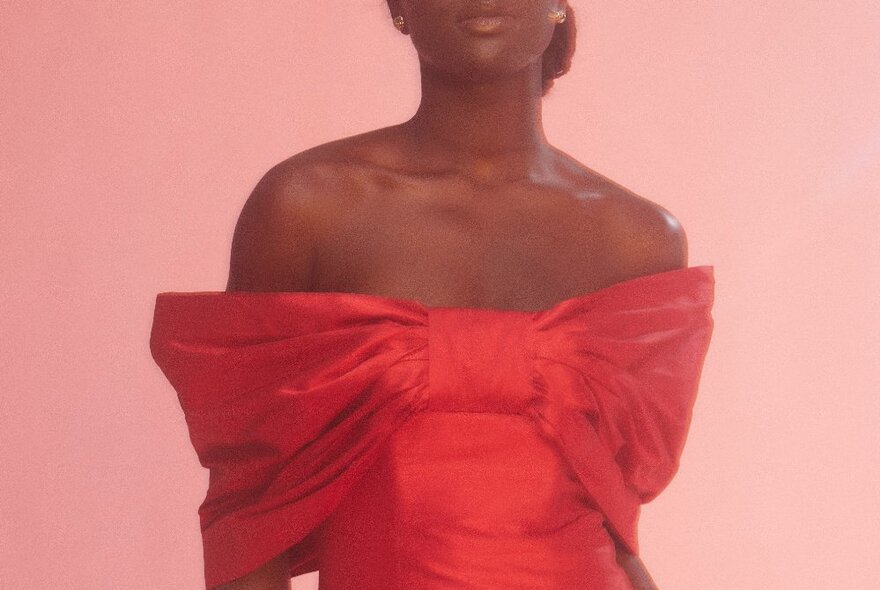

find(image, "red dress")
[149,265,715,589]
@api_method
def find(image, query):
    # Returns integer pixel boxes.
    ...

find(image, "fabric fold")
[149,265,714,588]
[150,294,430,587]
[528,266,715,553]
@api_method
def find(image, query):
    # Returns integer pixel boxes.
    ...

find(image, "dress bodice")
[149,265,715,589]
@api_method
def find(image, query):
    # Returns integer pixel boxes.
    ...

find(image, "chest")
[311,180,615,310]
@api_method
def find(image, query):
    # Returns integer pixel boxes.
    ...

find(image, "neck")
[401,61,553,185]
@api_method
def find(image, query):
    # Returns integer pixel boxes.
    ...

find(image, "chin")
[427,47,536,85]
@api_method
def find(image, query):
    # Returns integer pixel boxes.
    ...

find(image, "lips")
[457,14,514,34]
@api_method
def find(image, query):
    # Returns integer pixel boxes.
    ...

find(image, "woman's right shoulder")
[224,147,341,293]
[256,141,356,202]
[258,126,405,199]
[238,135,375,229]
[226,130,397,292]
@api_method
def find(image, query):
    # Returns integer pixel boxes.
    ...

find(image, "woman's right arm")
[219,165,315,588]
[215,552,291,590]
[226,164,320,293]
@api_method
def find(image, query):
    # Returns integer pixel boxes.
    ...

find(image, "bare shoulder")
[595,175,689,275]
[226,130,397,292]
[555,152,689,280]
[258,126,406,206]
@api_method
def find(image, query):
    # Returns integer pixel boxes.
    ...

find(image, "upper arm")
[614,543,660,590]
[603,194,689,279]
[635,203,688,269]
[215,550,291,590]
[226,164,320,292]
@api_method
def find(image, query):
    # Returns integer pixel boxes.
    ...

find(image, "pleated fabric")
[149,265,714,589]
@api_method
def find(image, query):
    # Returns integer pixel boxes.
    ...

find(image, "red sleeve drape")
[149,265,714,589]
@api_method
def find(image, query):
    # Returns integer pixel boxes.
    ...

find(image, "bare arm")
[215,551,291,590]
[606,197,688,590]
[218,166,315,587]
[226,164,319,293]
[615,541,660,590]
[599,191,689,284]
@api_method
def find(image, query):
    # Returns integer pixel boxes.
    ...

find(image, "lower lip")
[458,15,514,34]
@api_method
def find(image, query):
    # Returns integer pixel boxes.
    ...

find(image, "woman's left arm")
[615,542,660,590]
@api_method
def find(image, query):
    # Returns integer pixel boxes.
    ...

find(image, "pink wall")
[2,2,878,588]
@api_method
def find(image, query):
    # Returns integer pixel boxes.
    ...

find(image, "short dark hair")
[541,6,577,96]
[385,3,577,96]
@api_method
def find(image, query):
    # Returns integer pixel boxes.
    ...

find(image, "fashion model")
[150,2,715,589]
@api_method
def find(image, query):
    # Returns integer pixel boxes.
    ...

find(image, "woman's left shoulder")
[556,153,689,273]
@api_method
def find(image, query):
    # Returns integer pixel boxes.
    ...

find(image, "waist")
[317,412,632,589]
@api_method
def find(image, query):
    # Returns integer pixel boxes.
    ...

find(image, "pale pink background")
[2,2,878,589]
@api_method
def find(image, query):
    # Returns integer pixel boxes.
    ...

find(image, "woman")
[150,2,715,588]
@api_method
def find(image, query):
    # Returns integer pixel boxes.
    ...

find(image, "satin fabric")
[149,265,714,589]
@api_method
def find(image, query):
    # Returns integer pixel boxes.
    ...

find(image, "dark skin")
[220,1,678,588]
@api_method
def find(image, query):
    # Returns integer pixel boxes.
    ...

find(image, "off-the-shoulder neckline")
[156,265,713,316]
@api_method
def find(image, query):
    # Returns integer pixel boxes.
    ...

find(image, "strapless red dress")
[149,266,714,589]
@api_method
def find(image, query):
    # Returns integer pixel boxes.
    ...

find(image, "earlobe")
[387,0,408,34]
[393,14,408,34]
[548,6,567,24]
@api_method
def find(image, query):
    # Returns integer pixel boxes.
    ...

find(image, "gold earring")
[548,8,566,24]
[393,15,406,31]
